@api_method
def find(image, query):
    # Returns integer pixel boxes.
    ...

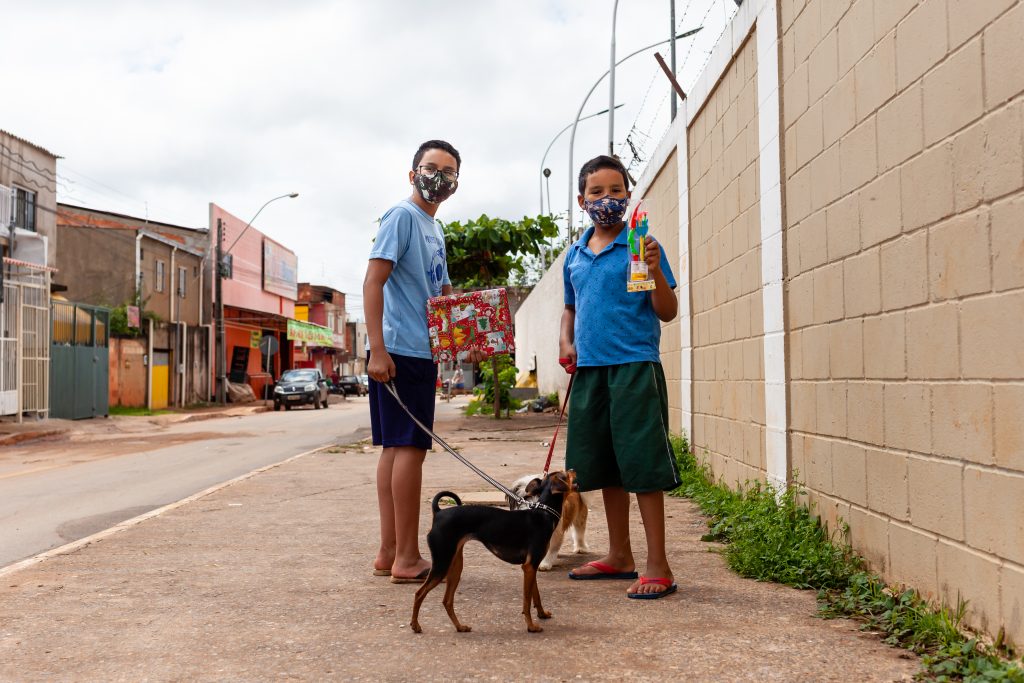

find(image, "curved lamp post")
[566,26,702,240]
[539,104,624,215]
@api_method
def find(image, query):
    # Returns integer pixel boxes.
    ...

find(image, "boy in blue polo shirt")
[561,155,681,599]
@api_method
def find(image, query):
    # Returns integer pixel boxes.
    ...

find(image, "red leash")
[542,358,577,476]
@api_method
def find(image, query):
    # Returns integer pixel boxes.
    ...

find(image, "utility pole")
[215,217,226,405]
[609,0,620,156]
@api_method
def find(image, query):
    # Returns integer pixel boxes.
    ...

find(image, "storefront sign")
[262,239,298,299]
[287,319,333,347]
[126,305,140,328]
[250,330,262,349]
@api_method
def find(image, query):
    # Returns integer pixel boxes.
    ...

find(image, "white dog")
[510,473,592,571]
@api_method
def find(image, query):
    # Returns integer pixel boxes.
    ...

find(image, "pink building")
[209,203,298,399]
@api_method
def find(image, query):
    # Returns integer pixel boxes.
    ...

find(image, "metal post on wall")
[670,0,678,121]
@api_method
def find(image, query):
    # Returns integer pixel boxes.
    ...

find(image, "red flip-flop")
[568,561,639,580]
[627,576,678,599]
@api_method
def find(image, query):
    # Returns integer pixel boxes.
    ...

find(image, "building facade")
[56,204,209,408]
[294,283,347,378]
[0,130,57,420]
[210,203,298,400]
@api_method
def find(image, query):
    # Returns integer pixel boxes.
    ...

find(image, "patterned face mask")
[414,172,458,204]
[583,195,629,226]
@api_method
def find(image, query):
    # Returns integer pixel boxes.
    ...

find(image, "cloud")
[7,0,732,318]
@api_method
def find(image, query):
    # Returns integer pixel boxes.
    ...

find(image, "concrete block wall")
[688,34,768,487]
[781,0,1024,643]
[639,151,683,432]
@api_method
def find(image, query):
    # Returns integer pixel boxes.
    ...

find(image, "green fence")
[50,301,110,420]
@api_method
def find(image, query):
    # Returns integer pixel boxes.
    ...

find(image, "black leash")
[382,380,561,520]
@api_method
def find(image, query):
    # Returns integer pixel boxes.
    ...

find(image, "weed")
[668,436,1024,681]
[108,406,173,417]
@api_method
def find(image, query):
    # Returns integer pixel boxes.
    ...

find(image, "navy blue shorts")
[368,351,438,451]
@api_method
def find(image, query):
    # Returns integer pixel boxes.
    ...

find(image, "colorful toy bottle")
[626,202,656,292]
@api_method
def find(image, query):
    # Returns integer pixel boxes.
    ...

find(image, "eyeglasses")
[417,165,459,182]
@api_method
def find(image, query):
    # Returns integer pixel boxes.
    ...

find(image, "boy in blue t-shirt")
[364,139,461,583]
[561,155,681,599]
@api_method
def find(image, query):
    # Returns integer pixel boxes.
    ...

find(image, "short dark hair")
[578,155,629,194]
[412,140,461,171]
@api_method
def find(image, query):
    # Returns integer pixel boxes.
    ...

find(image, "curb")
[0,444,332,580]
[0,429,67,447]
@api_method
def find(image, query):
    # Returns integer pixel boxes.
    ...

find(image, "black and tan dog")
[410,470,578,634]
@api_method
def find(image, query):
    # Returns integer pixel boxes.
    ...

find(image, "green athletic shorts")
[565,361,681,493]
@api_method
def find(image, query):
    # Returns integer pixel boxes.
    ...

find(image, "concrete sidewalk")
[0,408,918,682]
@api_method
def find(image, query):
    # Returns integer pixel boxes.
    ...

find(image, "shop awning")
[287,318,335,347]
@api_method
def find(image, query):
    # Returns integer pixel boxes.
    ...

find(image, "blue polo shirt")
[563,225,676,367]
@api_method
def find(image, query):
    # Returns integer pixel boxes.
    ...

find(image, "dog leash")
[382,380,560,520]
[541,365,576,476]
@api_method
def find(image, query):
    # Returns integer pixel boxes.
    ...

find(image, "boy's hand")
[464,349,488,364]
[559,342,577,374]
[644,235,662,275]
[368,349,397,383]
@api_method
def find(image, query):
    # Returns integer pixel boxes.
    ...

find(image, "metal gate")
[0,282,16,415]
[50,301,110,420]
[0,263,52,420]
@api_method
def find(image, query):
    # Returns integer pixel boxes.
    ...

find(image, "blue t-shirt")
[563,225,676,367]
[369,199,451,360]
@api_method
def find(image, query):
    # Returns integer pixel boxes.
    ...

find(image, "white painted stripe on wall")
[676,128,693,442]
[755,0,789,487]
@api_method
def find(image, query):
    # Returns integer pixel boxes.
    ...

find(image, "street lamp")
[215,192,299,405]
[539,104,625,215]
[566,27,702,241]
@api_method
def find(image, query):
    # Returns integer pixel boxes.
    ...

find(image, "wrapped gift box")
[427,288,515,363]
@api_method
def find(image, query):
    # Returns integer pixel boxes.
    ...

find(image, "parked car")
[273,369,330,410]
[335,374,368,396]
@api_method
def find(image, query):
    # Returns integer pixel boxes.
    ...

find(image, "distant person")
[363,139,463,583]
[560,155,681,599]
[452,366,464,392]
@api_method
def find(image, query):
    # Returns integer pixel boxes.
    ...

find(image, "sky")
[6,0,735,320]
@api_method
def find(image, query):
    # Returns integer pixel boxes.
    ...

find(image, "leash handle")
[542,371,575,476]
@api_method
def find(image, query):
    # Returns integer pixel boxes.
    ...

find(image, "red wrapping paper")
[427,288,515,363]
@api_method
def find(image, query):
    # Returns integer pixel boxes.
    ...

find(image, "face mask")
[414,172,458,204]
[583,195,629,226]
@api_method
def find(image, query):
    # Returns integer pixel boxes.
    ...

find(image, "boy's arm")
[645,236,678,322]
[559,305,577,366]
[363,258,396,381]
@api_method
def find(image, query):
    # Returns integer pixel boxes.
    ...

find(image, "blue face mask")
[583,195,629,226]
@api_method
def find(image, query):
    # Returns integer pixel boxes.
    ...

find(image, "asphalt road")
[0,399,376,569]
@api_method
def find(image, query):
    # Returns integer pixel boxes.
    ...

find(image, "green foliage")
[670,439,859,589]
[465,355,520,417]
[668,437,1024,681]
[545,391,560,405]
[109,406,172,417]
[442,213,561,288]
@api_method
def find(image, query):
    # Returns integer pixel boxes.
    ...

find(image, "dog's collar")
[527,501,561,521]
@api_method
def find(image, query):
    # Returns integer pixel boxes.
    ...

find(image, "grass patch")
[108,406,173,417]
[463,395,522,417]
[669,435,1023,682]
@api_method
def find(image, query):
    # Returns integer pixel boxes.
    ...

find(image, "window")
[177,266,187,298]
[155,260,165,293]
[11,187,36,232]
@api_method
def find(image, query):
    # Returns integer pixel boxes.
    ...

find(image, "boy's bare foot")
[373,548,395,574]
[627,563,674,596]
[391,558,431,581]
[568,554,635,578]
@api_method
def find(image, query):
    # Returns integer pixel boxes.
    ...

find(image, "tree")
[441,213,562,417]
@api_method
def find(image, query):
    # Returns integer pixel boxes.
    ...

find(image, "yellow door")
[152,351,170,410]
